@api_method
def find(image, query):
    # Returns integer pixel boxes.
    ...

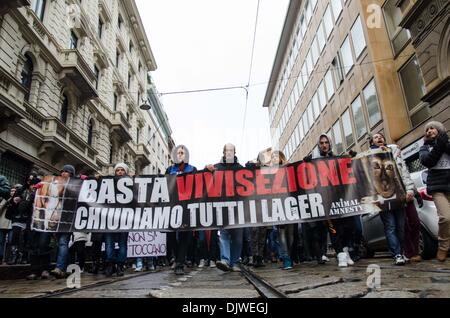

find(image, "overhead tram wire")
[241,0,261,149]
[32,53,413,98]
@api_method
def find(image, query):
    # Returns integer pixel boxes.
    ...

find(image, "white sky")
[136,0,289,168]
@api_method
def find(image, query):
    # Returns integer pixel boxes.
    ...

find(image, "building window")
[138,61,142,72]
[330,0,343,22]
[323,5,333,38]
[118,14,123,29]
[324,69,335,101]
[332,55,344,87]
[21,54,33,101]
[312,92,320,119]
[342,109,354,147]
[363,79,382,127]
[399,56,429,127]
[116,50,120,67]
[311,36,319,66]
[351,96,367,139]
[305,0,312,25]
[61,94,69,124]
[129,41,134,53]
[317,21,326,53]
[128,73,131,89]
[317,80,327,110]
[340,36,354,75]
[87,119,94,146]
[94,66,100,90]
[332,120,344,155]
[31,0,46,21]
[126,112,130,122]
[383,0,411,56]
[69,31,78,49]
[351,16,366,59]
[98,17,104,39]
[307,103,314,128]
[113,93,118,111]
[136,127,140,144]
[109,145,114,164]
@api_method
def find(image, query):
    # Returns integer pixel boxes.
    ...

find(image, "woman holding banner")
[165,145,197,275]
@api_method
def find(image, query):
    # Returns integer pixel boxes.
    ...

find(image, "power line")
[241,0,260,145]
[29,53,413,100]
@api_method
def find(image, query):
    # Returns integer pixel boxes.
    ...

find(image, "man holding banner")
[207,143,244,272]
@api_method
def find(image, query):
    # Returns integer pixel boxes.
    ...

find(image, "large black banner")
[31,149,406,232]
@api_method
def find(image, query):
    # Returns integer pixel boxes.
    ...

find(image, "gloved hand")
[303,154,313,162]
[435,133,449,152]
[348,150,357,158]
[33,182,43,190]
[415,192,424,208]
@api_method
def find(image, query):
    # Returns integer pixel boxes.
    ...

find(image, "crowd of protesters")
[0,120,448,280]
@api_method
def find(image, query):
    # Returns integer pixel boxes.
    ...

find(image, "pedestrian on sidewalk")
[419,121,450,262]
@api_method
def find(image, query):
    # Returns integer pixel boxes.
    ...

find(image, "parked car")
[361,169,439,259]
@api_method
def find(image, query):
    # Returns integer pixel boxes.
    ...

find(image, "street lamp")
[139,101,151,110]
[139,94,151,110]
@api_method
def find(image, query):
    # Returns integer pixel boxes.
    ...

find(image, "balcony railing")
[42,118,98,163]
[110,112,132,144]
[60,49,98,100]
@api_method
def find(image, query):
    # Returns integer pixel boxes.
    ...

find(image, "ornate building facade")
[0,0,174,184]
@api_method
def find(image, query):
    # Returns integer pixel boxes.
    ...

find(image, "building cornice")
[123,0,157,71]
[262,0,301,108]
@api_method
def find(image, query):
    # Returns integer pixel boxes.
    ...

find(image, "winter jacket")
[165,163,197,175]
[0,176,10,200]
[214,156,243,170]
[5,188,34,224]
[419,138,450,193]
[0,198,12,230]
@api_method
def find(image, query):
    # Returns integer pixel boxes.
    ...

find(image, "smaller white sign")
[127,231,167,258]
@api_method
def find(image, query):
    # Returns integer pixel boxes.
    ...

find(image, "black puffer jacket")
[5,188,34,224]
[419,138,450,193]
[214,156,243,170]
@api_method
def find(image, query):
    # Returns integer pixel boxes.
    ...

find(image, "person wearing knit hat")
[61,165,75,177]
[114,163,129,176]
[419,121,450,262]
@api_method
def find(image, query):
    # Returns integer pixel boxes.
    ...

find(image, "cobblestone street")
[0,256,448,298]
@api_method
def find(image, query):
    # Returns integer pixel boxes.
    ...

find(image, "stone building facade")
[263,0,449,172]
[0,0,174,185]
